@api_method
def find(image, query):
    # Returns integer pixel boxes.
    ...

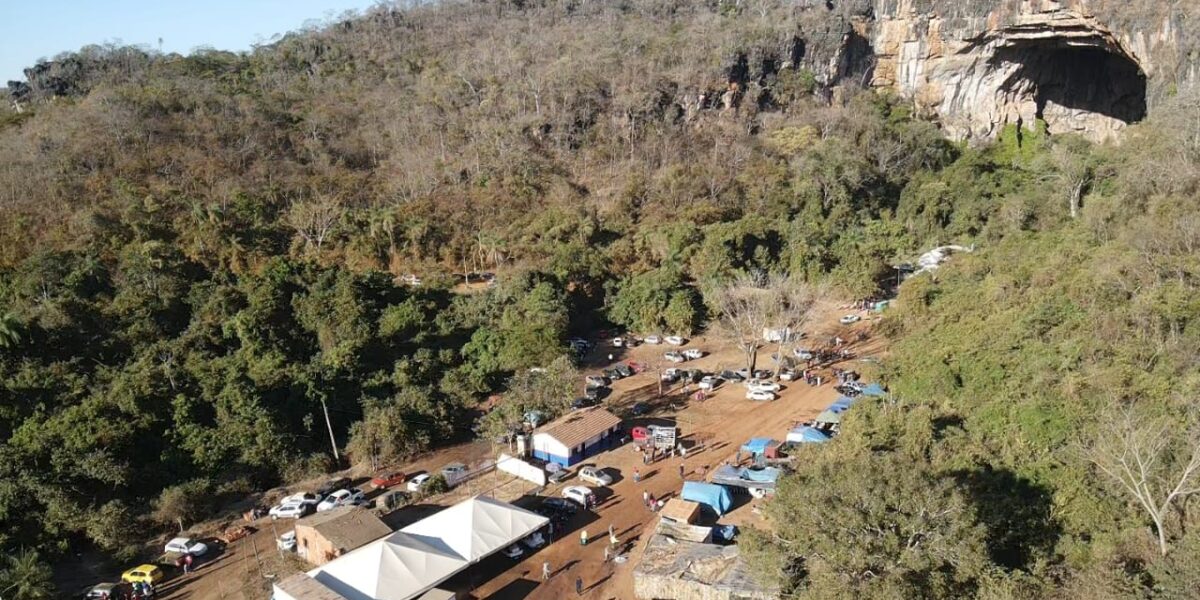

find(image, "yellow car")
[121,564,164,584]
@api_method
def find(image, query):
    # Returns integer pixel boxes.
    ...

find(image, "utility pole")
[321,396,340,462]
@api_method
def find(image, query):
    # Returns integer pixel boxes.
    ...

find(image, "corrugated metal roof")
[534,407,621,449]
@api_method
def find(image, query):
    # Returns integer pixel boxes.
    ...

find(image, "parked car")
[583,386,609,402]
[735,368,752,380]
[573,396,597,409]
[746,379,782,393]
[753,369,774,379]
[371,471,407,490]
[562,485,596,507]
[376,490,411,511]
[665,335,685,346]
[270,501,310,520]
[277,531,297,552]
[121,565,164,584]
[585,375,609,388]
[793,348,814,360]
[643,335,662,345]
[579,466,613,486]
[840,314,862,325]
[86,583,128,600]
[523,531,548,549]
[317,488,365,512]
[630,401,650,416]
[280,492,321,506]
[682,348,704,360]
[603,367,623,381]
[614,364,634,378]
[441,463,469,485]
[746,390,777,401]
[664,351,685,363]
[661,368,681,383]
[612,337,625,348]
[502,544,525,559]
[684,369,704,383]
[698,375,721,390]
[164,537,208,556]
[407,473,431,492]
[720,369,745,382]
[779,368,798,381]
[317,477,351,497]
[541,497,578,514]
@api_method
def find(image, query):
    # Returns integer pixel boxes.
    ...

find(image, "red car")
[371,471,407,490]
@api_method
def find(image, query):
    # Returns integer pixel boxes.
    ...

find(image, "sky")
[1,0,379,83]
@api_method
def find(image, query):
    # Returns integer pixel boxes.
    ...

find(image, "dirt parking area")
[143,302,884,600]
[464,303,886,600]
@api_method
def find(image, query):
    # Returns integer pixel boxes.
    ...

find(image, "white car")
[839,314,861,325]
[682,348,704,360]
[793,348,814,360]
[406,473,431,492]
[316,488,364,512]
[612,337,625,348]
[746,390,777,401]
[165,537,209,556]
[562,485,595,507]
[281,492,321,506]
[779,369,798,381]
[662,368,681,382]
[746,379,782,393]
[664,335,685,346]
[502,544,524,559]
[698,375,720,390]
[643,335,662,345]
[270,501,311,520]
[664,351,685,363]
[579,466,613,486]
[277,531,297,552]
[523,531,547,549]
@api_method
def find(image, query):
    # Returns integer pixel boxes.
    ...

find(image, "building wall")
[295,525,342,566]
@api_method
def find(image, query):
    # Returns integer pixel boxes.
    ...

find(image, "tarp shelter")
[814,409,843,425]
[296,496,548,600]
[682,482,734,516]
[711,465,781,491]
[786,426,830,444]
[829,396,856,411]
[531,407,622,467]
[740,438,777,456]
[859,383,886,397]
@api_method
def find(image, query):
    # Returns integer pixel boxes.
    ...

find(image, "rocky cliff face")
[862,0,1192,141]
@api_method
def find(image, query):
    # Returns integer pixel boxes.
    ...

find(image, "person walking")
[542,561,551,581]
[580,528,588,546]
[647,493,655,511]
[603,545,611,562]
[642,490,649,506]
[633,468,641,483]
[678,463,685,479]
[575,576,584,596]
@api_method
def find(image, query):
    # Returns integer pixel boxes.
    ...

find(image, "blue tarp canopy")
[860,383,886,397]
[738,466,781,483]
[786,426,831,443]
[681,482,734,515]
[740,437,777,456]
[830,396,856,411]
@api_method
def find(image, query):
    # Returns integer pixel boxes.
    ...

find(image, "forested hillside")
[2,1,1199,597]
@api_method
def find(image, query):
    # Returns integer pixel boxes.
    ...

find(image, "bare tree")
[766,276,825,380]
[713,273,819,374]
[1087,405,1200,556]
[285,194,344,256]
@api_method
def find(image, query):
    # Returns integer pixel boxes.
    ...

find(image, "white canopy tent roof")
[302,496,548,600]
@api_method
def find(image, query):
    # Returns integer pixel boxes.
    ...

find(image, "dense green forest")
[2,0,1199,597]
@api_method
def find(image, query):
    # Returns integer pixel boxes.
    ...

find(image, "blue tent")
[786,426,831,444]
[740,437,777,456]
[829,396,856,411]
[860,383,886,397]
[681,482,734,515]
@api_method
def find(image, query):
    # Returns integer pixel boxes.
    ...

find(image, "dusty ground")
[100,300,884,600]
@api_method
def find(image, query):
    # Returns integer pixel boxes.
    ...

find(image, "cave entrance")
[994,41,1147,134]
